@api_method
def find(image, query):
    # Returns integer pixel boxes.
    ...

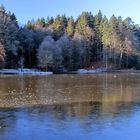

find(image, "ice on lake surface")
[0,73,140,140]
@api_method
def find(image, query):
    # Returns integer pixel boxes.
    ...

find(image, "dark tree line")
[0,5,140,72]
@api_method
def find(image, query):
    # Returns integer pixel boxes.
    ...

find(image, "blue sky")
[0,0,140,25]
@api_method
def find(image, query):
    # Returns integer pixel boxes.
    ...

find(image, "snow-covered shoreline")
[0,69,53,75]
[0,68,107,75]
[77,68,108,74]
[0,68,137,75]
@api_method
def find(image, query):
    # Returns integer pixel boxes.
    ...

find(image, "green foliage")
[52,15,67,40]
[75,12,94,35]
[66,17,75,37]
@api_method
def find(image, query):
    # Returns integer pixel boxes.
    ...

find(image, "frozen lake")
[0,73,140,140]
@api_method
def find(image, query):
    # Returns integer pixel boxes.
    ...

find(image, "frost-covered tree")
[0,42,5,63]
[0,5,20,68]
[57,35,73,71]
[38,36,63,72]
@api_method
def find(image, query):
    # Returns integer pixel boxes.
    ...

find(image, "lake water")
[0,73,140,140]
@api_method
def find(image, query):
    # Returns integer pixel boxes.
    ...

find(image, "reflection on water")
[0,73,140,140]
[0,73,140,107]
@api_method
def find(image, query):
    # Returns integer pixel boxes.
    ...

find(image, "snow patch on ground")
[0,69,53,75]
[77,68,108,74]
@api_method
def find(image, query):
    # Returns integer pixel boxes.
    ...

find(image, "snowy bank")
[0,69,53,75]
[77,68,108,74]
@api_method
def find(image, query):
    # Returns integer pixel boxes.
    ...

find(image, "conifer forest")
[0,5,140,73]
